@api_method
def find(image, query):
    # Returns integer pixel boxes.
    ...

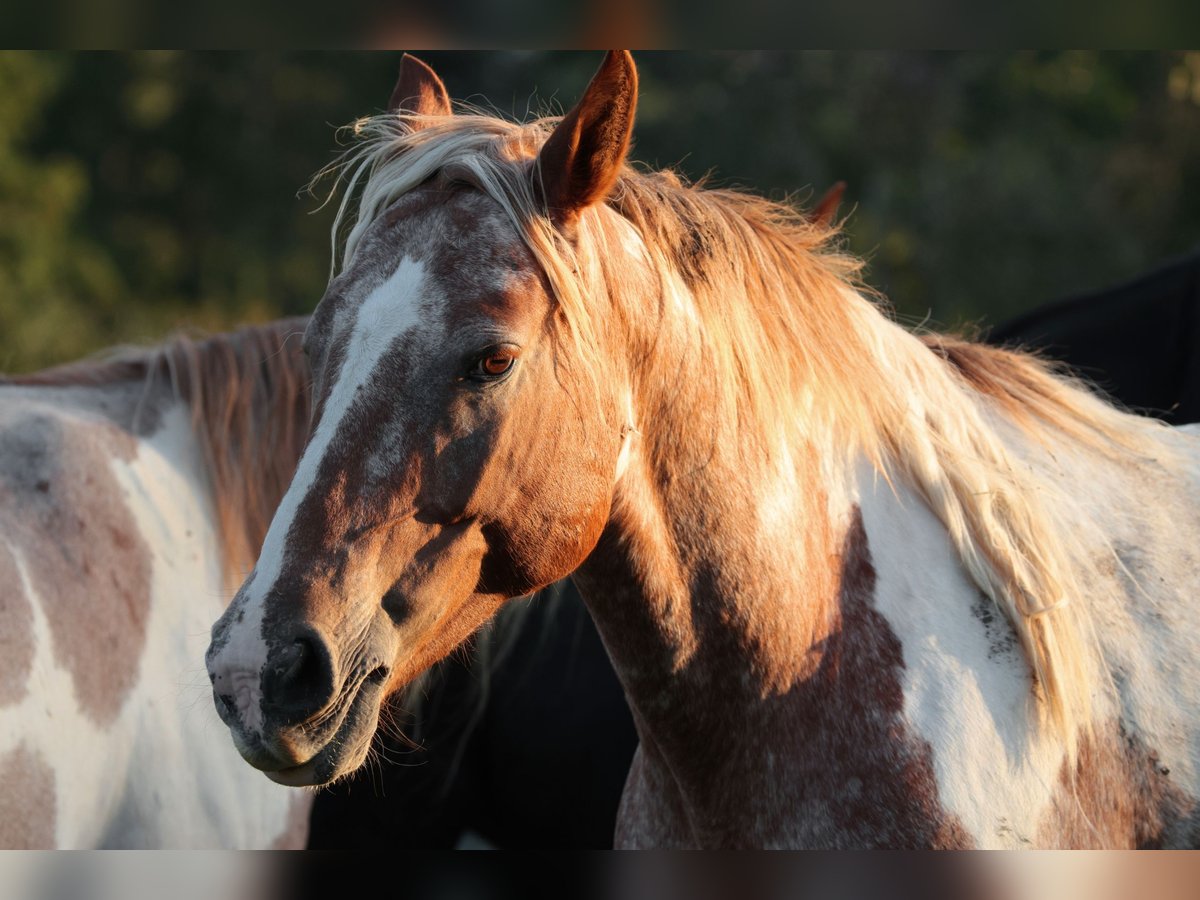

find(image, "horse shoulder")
[858,473,1070,848]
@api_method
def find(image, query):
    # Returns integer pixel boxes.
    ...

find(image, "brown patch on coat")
[0,541,35,706]
[1036,720,1198,847]
[825,517,974,848]
[270,792,314,849]
[589,501,973,847]
[724,507,972,847]
[0,743,56,847]
[0,410,151,725]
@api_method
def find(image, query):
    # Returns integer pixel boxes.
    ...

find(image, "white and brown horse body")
[593,450,1200,848]
[207,53,1200,847]
[0,324,311,848]
[863,448,1200,849]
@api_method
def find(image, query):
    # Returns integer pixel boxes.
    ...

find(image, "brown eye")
[469,345,519,382]
[482,353,513,376]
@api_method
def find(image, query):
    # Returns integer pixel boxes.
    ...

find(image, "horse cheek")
[502,469,615,595]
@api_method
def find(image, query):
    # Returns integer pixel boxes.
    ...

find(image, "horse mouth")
[260,667,388,787]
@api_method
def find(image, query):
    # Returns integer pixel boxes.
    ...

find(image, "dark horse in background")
[307,245,1200,849]
[991,249,1200,425]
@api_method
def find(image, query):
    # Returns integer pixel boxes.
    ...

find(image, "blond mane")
[8,319,312,591]
[324,108,1172,749]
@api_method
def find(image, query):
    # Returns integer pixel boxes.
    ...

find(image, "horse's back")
[0,383,306,848]
[1094,423,1200,845]
[1022,425,1200,847]
[1061,423,1200,846]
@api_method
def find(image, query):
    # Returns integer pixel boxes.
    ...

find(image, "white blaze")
[211,257,430,732]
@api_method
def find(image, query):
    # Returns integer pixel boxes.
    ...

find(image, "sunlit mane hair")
[9,319,312,590]
[322,107,1172,751]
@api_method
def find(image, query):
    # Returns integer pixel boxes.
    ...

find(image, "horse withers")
[0,321,312,848]
[208,52,1200,848]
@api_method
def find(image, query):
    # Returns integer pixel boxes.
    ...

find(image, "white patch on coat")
[852,420,1200,848]
[665,275,701,329]
[1087,424,1200,800]
[209,257,431,732]
[757,436,799,535]
[857,463,1069,848]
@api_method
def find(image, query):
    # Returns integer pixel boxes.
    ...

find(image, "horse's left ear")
[388,53,452,120]
[810,181,847,228]
[536,50,638,227]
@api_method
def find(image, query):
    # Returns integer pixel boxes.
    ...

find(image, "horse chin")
[260,679,384,788]
[264,758,327,788]
[262,738,369,787]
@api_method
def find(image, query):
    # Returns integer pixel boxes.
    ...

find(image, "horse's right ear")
[388,53,452,120]
[536,50,638,227]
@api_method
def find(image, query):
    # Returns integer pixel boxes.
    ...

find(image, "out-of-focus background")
[2,50,1199,373]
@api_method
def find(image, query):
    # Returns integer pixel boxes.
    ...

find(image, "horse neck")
[580,431,850,666]
[578,216,1144,804]
[574,243,865,746]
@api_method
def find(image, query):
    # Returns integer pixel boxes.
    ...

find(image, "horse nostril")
[274,639,310,683]
[262,630,336,723]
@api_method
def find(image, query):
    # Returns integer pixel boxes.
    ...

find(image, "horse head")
[206,52,642,784]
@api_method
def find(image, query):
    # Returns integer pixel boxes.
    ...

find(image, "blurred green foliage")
[2,51,1199,372]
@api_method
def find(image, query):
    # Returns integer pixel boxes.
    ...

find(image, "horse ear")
[810,181,847,228]
[388,53,452,120]
[536,50,638,226]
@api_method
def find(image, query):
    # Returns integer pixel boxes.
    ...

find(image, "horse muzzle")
[208,622,393,785]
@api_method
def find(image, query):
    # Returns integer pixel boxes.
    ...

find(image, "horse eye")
[475,352,513,376]
[483,354,513,375]
[469,347,518,381]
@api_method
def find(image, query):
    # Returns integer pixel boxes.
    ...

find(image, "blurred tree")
[0,52,124,370]
[1,51,1198,372]
[626,52,1200,327]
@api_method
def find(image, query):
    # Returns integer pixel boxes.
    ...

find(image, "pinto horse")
[208,52,1200,848]
[0,320,312,847]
